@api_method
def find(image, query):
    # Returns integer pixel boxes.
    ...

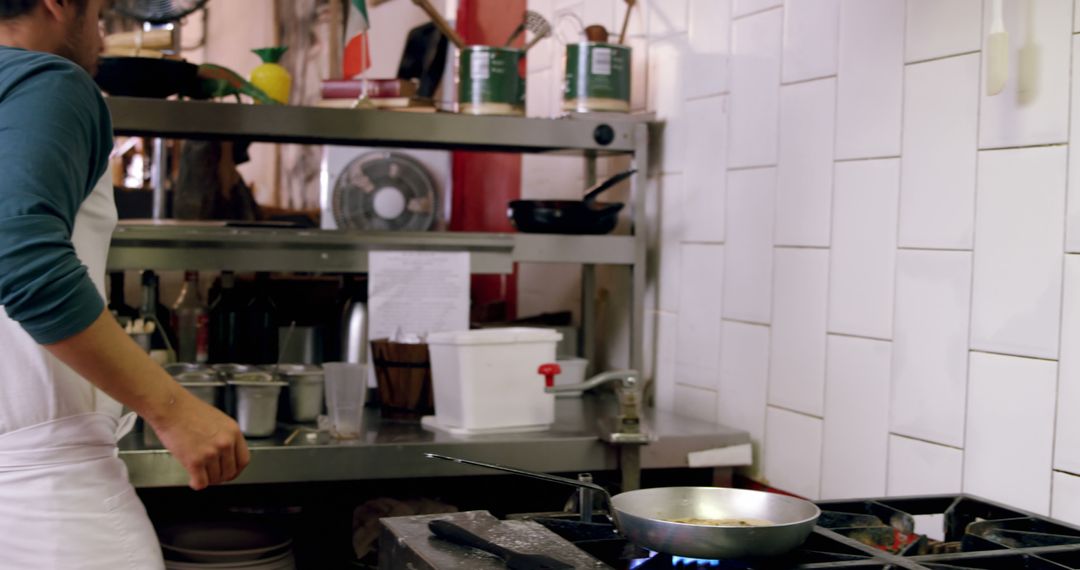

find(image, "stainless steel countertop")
[119,395,749,488]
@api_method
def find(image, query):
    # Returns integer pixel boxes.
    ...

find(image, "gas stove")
[379,494,1080,569]
[533,494,1080,569]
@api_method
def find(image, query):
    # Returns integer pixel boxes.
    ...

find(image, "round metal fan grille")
[112,0,208,23]
[331,152,438,232]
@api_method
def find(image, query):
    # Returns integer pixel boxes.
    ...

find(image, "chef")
[0,1,250,568]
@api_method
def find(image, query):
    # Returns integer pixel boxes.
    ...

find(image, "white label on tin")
[591,47,613,76]
[471,52,491,80]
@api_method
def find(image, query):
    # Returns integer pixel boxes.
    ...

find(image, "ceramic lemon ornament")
[250,46,291,104]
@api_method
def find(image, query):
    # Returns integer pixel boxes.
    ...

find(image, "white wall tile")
[649,0,689,38]
[835,0,904,159]
[964,352,1056,515]
[724,168,775,323]
[1052,471,1080,526]
[649,35,688,174]
[676,244,724,390]
[718,321,770,473]
[684,96,728,243]
[733,0,781,18]
[775,78,836,247]
[675,383,719,422]
[1076,0,1080,32]
[764,406,823,499]
[686,0,731,98]
[657,174,684,313]
[887,436,964,496]
[526,68,554,118]
[654,311,679,413]
[905,0,983,63]
[582,0,616,31]
[820,336,891,500]
[527,0,556,72]
[971,147,1066,360]
[1054,256,1080,473]
[782,0,839,83]
[730,9,782,168]
[1066,38,1080,252]
[978,0,1072,149]
[891,251,973,448]
[899,54,980,250]
[828,159,899,339]
[769,248,829,416]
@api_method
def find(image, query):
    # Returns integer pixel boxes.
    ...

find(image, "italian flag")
[344,0,371,79]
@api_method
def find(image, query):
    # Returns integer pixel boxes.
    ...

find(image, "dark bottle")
[172,271,209,364]
[208,272,242,364]
[139,271,176,352]
[240,272,278,364]
[107,272,138,325]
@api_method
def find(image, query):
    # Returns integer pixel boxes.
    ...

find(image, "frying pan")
[426,453,820,560]
[508,169,635,235]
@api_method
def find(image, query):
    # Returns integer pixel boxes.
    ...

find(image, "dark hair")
[0,0,85,19]
[0,0,38,19]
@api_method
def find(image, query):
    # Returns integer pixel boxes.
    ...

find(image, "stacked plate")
[160,521,296,570]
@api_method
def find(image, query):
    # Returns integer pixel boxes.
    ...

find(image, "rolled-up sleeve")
[0,59,113,345]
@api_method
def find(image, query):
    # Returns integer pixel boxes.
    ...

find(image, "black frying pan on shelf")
[508,169,636,235]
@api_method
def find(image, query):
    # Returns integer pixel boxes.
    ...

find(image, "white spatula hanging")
[986,0,1009,96]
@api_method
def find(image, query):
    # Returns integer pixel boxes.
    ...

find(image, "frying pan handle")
[425,453,628,537]
[428,519,512,560]
[583,169,638,203]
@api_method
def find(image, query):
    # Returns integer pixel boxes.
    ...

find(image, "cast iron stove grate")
[529,494,1080,569]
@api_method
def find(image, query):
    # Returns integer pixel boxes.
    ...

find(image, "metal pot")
[274,364,325,423]
[228,373,286,438]
[426,454,820,560]
[175,370,226,408]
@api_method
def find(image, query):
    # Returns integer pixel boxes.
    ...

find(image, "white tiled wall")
[525,0,1080,512]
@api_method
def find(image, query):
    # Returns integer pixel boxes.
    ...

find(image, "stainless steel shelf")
[119,396,750,488]
[106,97,637,153]
[107,225,636,274]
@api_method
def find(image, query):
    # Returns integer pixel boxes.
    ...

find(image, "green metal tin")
[563,42,631,113]
[458,46,526,116]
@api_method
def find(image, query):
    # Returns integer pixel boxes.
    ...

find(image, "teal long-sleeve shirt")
[0,47,114,344]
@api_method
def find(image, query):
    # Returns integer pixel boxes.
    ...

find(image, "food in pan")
[667,517,774,527]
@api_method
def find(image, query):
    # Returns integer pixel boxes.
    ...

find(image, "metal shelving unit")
[105,97,650,374]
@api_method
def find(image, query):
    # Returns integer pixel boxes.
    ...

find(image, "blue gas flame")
[672,556,722,567]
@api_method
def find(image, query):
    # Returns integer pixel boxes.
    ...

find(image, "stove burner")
[526,494,1080,569]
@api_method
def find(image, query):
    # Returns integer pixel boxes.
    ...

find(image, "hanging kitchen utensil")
[508,169,635,235]
[522,15,553,53]
[409,0,466,50]
[505,10,550,47]
[112,0,208,24]
[617,0,636,44]
[425,453,820,561]
[428,520,574,570]
[986,0,1008,96]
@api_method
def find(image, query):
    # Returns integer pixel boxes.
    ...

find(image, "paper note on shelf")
[367,251,470,386]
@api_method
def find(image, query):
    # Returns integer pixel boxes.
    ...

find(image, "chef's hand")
[150,389,251,491]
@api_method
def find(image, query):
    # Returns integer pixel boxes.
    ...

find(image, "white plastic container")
[427,328,562,432]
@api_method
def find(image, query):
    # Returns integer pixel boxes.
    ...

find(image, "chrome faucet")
[538,365,651,491]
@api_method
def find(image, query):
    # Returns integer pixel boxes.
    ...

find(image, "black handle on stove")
[428,519,513,561]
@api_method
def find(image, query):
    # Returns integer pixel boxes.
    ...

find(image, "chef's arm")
[44,308,250,491]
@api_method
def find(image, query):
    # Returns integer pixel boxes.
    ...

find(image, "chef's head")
[0,0,105,74]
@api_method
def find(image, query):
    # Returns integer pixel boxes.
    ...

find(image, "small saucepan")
[508,169,636,235]
[426,453,820,560]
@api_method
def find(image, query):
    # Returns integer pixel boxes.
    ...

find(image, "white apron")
[0,176,165,569]
[0,412,164,569]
